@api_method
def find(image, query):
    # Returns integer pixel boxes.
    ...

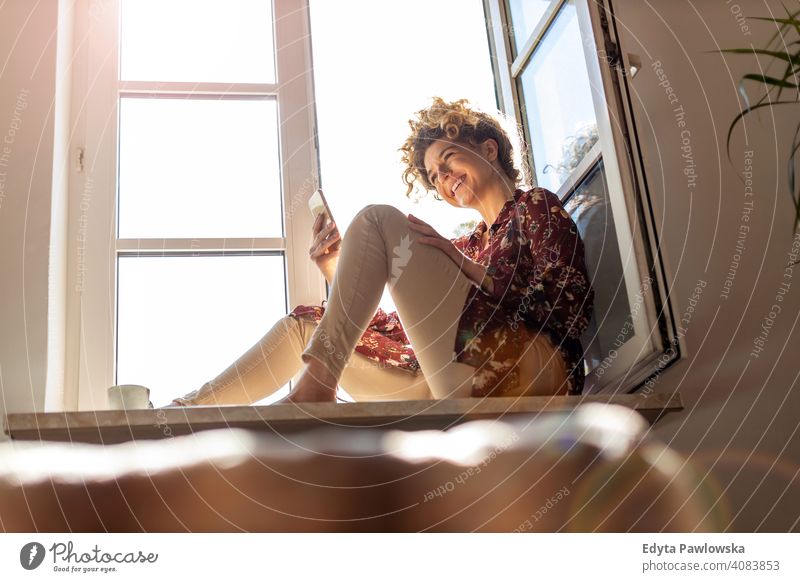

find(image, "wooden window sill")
[5,393,682,444]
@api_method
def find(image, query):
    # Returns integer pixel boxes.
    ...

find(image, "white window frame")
[64,0,322,410]
[484,0,680,394]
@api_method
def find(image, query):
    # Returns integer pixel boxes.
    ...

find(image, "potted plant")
[716,3,800,234]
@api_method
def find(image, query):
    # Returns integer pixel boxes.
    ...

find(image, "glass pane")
[309,0,497,312]
[120,0,275,83]
[506,0,555,56]
[118,97,282,238]
[117,255,288,406]
[518,1,598,193]
[563,160,630,372]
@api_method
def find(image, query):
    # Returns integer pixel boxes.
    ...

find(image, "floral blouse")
[289,303,421,374]
[290,187,594,396]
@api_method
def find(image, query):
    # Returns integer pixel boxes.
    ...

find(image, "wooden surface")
[1,396,722,532]
[4,393,682,444]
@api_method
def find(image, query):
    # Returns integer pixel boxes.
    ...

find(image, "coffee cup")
[108,384,152,410]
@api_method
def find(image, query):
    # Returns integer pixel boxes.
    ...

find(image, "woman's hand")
[407,214,487,287]
[309,214,341,284]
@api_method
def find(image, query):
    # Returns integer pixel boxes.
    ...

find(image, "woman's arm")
[407,214,489,288]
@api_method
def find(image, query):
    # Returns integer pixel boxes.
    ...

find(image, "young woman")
[171,97,594,406]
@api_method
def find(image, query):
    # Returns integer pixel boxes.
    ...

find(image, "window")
[68,0,496,409]
[67,0,319,408]
[307,0,498,316]
[66,0,674,410]
[486,0,678,393]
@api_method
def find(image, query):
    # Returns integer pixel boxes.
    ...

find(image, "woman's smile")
[450,176,468,203]
[422,137,515,227]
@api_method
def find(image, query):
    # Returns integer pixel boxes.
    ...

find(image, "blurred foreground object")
[0,403,724,531]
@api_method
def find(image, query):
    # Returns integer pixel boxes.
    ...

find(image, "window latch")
[603,38,621,69]
[75,147,85,173]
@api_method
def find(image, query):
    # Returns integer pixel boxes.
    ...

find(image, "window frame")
[484,0,680,394]
[62,0,679,410]
[64,0,322,410]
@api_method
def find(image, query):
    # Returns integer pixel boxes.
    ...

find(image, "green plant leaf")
[748,16,800,24]
[725,100,799,171]
[708,46,800,99]
[790,121,800,217]
[749,15,800,32]
[716,48,800,67]
[794,176,800,235]
[717,2,800,233]
[777,57,800,101]
[742,74,798,88]
[756,6,800,53]
[784,2,800,39]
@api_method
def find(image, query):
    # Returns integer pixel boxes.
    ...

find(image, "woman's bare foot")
[273,357,338,404]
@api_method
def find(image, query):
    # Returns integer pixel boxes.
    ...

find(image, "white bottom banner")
[0,533,798,580]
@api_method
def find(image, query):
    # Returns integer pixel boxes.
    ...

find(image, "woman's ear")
[481,138,499,162]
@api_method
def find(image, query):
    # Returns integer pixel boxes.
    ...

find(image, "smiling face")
[423,138,500,209]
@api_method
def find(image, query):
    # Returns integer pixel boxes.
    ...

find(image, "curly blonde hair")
[399,97,526,200]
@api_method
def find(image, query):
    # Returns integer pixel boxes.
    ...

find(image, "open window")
[484,0,678,394]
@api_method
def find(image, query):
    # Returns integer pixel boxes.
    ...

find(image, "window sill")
[5,393,682,444]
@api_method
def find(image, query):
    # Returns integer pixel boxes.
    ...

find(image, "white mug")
[108,384,151,410]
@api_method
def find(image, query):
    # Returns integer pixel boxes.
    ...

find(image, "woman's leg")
[508,332,570,397]
[340,354,433,401]
[172,315,315,405]
[296,204,477,400]
[172,314,433,405]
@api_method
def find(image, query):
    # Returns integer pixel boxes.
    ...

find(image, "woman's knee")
[278,313,302,333]
[281,314,318,344]
[352,203,406,227]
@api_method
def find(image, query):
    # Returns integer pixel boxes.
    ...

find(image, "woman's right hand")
[309,213,341,284]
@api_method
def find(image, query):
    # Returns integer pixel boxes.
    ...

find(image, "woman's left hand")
[407,214,486,286]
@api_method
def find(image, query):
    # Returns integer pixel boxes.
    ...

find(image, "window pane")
[506,0,555,55]
[117,255,287,406]
[118,97,282,238]
[518,1,598,193]
[309,0,497,312]
[563,160,630,372]
[120,0,276,83]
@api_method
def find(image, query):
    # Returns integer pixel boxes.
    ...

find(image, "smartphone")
[308,188,334,224]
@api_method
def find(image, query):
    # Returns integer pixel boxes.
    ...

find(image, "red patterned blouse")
[290,187,594,396]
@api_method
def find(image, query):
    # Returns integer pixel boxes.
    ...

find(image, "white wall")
[616,0,800,531]
[0,0,60,434]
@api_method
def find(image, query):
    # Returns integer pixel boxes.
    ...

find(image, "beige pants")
[174,315,432,405]
[175,204,566,405]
